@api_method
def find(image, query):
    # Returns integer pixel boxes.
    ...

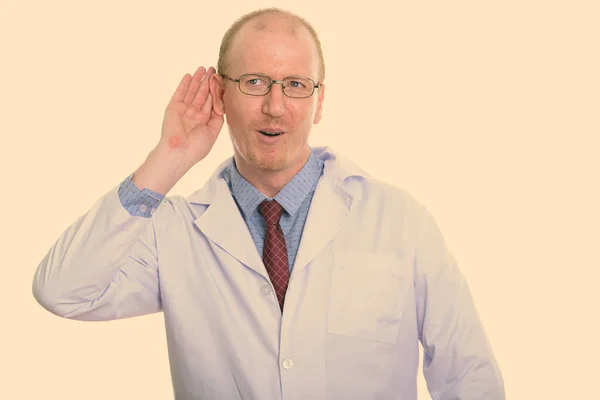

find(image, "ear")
[313,83,325,124]
[210,73,225,116]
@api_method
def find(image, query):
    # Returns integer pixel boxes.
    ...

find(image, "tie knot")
[259,200,284,225]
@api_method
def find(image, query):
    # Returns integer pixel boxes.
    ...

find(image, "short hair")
[217,7,325,83]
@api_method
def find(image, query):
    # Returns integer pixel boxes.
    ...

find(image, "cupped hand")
[159,66,224,166]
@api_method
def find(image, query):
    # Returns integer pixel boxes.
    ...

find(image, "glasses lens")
[283,77,314,98]
[239,75,270,95]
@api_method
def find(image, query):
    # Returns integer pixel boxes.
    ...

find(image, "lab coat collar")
[188,146,367,278]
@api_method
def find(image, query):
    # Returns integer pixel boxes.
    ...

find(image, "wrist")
[131,144,190,195]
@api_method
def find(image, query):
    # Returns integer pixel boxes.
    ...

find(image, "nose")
[261,83,285,118]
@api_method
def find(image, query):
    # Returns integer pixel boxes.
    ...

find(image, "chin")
[251,152,290,171]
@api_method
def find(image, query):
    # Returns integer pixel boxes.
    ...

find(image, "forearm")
[420,278,505,399]
[414,206,505,399]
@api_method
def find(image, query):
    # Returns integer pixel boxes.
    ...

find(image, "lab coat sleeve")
[32,178,167,321]
[413,206,505,399]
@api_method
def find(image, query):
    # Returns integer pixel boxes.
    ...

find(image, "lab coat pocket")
[328,250,407,345]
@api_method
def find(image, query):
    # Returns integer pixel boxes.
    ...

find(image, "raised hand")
[159,66,224,167]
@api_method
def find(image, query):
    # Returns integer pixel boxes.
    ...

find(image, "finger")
[170,73,192,104]
[184,91,211,121]
[191,66,216,109]
[190,67,215,109]
[200,92,213,117]
[182,66,205,104]
[183,66,206,104]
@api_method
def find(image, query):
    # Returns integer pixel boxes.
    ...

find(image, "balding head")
[209,8,327,183]
[217,8,325,83]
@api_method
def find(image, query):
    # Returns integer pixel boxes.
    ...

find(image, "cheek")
[226,97,261,127]
[297,103,317,126]
[302,98,318,117]
[225,102,245,128]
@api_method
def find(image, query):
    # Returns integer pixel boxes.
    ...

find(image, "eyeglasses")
[221,73,321,98]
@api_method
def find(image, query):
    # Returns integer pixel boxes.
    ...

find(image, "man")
[33,7,505,400]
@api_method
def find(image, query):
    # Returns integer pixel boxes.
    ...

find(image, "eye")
[288,80,306,88]
[245,76,268,86]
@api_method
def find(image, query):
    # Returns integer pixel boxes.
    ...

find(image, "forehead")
[228,15,319,79]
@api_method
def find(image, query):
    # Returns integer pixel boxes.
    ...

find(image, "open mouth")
[258,130,285,137]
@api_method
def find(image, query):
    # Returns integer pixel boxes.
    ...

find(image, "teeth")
[260,131,283,136]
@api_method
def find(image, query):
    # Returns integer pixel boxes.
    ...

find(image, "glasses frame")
[221,73,322,98]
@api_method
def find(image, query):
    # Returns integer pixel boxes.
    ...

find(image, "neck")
[235,149,310,198]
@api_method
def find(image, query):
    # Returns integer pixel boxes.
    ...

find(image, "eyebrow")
[245,73,313,79]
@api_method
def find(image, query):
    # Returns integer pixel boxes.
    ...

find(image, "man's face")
[211,18,325,175]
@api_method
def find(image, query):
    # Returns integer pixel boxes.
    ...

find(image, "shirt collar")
[223,150,324,218]
[273,152,323,216]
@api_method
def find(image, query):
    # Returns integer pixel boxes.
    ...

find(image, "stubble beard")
[246,144,290,172]
[229,125,308,175]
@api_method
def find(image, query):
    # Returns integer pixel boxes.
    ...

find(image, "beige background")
[1,0,599,398]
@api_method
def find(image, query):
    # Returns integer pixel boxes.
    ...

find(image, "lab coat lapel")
[189,161,267,279]
[187,148,365,280]
[292,155,357,274]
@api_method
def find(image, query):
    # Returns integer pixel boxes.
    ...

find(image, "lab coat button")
[282,359,293,370]
[261,285,271,295]
[139,204,148,213]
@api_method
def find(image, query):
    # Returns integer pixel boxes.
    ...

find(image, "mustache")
[254,120,288,130]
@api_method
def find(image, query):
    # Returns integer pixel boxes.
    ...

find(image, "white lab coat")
[33,146,504,399]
